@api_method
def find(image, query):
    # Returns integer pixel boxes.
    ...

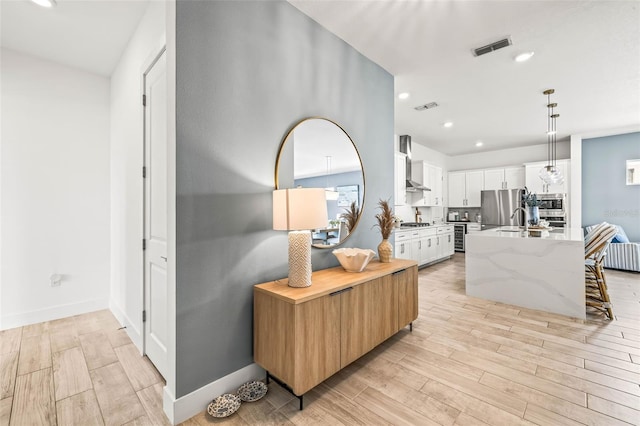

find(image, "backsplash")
[446,207,481,222]
[395,205,445,224]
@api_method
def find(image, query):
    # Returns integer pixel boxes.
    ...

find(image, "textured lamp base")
[288,230,312,287]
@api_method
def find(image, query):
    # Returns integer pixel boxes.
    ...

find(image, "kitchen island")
[465,226,585,319]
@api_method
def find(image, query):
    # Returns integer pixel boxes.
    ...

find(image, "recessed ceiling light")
[514,52,535,62]
[30,0,56,7]
[398,92,410,100]
[475,141,484,147]
[443,121,453,128]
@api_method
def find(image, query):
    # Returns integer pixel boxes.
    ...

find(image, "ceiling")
[289,0,640,155]
[0,0,149,77]
[2,1,638,156]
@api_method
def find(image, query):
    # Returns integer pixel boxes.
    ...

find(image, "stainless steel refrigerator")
[481,189,525,229]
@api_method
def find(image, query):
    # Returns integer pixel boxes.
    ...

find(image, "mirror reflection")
[276,118,365,248]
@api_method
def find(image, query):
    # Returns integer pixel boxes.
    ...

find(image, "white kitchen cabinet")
[419,228,437,264]
[467,223,482,233]
[465,171,484,206]
[394,152,407,206]
[435,226,454,259]
[483,169,505,191]
[395,227,452,266]
[504,166,525,189]
[430,165,443,206]
[394,230,414,260]
[445,232,455,255]
[525,160,570,194]
[411,161,443,207]
[484,167,525,190]
[448,172,466,207]
[449,170,483,207]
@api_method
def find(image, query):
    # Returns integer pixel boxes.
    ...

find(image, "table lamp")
[273,188,328,287]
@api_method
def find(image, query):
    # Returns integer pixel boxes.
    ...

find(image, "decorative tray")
[207,393,241,418]
[237,380,268,402]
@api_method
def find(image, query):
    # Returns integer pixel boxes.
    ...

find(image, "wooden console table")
[253,259,418,408]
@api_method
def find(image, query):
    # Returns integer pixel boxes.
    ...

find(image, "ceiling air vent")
[414,102,438,111]
[473,36,512,57]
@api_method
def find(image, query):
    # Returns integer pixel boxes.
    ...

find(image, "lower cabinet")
[254,260,418,397]
[395,230,417,261]
[341,275,398,366]
[395,227,454,267]
[436,225,455,259]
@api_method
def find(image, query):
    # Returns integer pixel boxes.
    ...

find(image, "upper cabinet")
[411,161,443,207]
[484,166,525,190]
[429,164,444,206]
[525,160,570,194]
[394,152,407,206]
[504,167,526,189]
[448,170,483,207]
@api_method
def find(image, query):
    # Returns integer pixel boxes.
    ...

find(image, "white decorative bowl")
[332,248,376,272]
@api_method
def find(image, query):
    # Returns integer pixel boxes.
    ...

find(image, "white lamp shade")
[273,188,328,231]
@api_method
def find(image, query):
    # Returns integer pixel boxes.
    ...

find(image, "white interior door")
[144,49,168,379]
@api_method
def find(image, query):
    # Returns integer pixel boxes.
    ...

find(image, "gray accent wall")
[582,132,640,241]
[176,1,393,397]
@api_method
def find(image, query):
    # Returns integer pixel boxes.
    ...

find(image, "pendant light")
[324,156,339,200]
[539,89,564,185]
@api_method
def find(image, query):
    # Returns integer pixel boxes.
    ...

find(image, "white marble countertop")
[472,226,584,242]
[396,223,452,232]
[465,225,586,319]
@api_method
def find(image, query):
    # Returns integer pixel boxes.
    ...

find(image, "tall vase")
[378,238,392,263]
[527,206,540,226]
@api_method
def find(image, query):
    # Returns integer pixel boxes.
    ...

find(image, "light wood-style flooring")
[183,254,640,425]
[1,254,638,425]
[0,309,168,426]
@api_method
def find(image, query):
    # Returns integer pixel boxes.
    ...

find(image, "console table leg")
[410,322,413,332]
[264,371,304,410]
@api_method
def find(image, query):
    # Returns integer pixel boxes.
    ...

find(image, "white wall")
[1,48,111,329]
[109,1,165,349]
[448,141,570,171]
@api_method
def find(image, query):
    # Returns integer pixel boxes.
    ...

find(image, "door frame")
[142,46,168,379]
[138,41,176,415]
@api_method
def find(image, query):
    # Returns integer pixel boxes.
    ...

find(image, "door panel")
[144,50,168,379]
[397,266,418,328]
[293,295,341,395]
[340,276,397,367]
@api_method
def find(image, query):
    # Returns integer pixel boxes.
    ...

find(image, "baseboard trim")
[164,363,264,425]
[1,298,109,330]
[108,298,142,349]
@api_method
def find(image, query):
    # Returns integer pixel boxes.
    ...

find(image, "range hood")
[399,135,431,192]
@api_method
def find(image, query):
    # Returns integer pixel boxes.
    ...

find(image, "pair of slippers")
[207,380,268,418]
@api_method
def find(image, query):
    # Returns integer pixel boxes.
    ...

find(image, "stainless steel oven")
[538,193,566,227]
[538,193,566,216]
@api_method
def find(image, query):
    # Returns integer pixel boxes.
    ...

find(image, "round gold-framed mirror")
[275,117,365,248]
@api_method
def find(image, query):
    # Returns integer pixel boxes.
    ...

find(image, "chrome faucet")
[511,207,528,231]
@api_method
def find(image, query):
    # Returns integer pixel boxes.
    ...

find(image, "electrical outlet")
[50,274,62,287]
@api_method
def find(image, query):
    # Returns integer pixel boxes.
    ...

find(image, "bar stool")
[584,223,617,319]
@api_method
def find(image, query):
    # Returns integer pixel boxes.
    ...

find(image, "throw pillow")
[611,225,630,243]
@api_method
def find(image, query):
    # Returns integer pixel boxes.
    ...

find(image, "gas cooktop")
[400,222,431,227]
